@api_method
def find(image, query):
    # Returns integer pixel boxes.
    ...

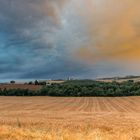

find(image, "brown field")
[0,96,140,140]
[0,84,41,91]
[97,77,140,83]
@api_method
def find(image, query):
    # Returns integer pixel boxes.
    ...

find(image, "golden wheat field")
[0,96,140,140]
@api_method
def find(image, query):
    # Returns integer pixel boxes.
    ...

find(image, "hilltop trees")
[34,80,39,85]
[10,81,15,84]
[40,80,140,97]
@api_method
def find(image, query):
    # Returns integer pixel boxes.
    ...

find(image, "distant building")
[67,77,75,81]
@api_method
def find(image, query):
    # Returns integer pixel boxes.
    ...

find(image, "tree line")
[0,80,140,96]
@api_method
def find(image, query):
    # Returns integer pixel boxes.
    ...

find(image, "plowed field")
[0,84,41,91]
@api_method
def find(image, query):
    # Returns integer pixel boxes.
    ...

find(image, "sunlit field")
[0,96,140,140]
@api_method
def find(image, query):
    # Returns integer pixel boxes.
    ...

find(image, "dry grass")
[0,96,140,140]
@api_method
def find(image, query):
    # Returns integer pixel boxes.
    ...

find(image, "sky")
[0,0,140,81]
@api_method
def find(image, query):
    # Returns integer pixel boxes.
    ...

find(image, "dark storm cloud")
[0,0,66,47]
[0,0,74,79]
[19,56,123,80]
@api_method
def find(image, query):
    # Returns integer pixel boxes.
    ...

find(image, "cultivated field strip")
[0,96,140,113]
[0,84,41,91]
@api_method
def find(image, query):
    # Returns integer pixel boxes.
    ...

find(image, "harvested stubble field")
[0,96,140,140]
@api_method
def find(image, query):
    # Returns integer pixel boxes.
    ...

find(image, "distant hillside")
[1,80,140,96]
